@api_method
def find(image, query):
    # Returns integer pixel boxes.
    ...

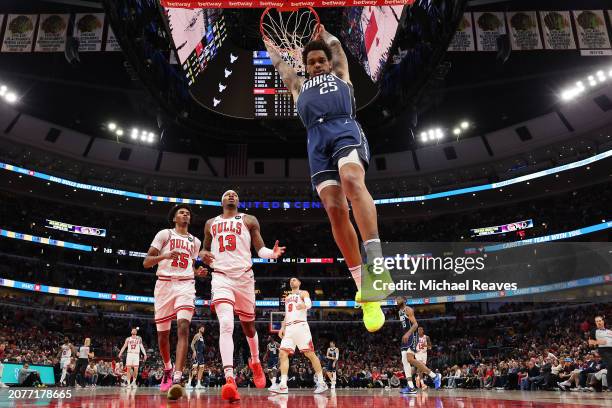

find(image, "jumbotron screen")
[162,7,402,119]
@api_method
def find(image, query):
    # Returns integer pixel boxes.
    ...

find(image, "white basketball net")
[261,8,320,73]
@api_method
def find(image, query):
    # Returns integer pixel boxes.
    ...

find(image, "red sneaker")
[159,369,173,393]
[249,358,266,389]
[221,377,240,402]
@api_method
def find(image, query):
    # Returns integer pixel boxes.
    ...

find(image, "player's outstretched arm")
[263,40,303,101]
[315,25,350,84]
[247,214,286,259]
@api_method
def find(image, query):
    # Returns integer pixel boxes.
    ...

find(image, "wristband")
[258,247,275,259]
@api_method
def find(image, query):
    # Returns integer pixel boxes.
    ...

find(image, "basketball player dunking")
[58,337,75,387]
[414,326,432,390]
[325,341,339,389]
[199,190,285,402]
[264,24,393,333]
[143,204,207,399]
[118,327,147,388]
[396,296,440,394]
[269,278,327,394]
[188,325,206,389]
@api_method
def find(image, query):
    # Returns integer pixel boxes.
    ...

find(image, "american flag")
[225,144,248,177]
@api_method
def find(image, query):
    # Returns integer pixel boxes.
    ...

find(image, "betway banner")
[160,0,414,8]
[470,219,533,237]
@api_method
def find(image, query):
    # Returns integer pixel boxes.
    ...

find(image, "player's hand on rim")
[272,240,286,258]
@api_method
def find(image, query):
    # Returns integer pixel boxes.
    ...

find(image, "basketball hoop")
[260,7,320,73]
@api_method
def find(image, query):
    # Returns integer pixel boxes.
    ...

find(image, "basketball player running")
[188,325,206,389]
[270,277,327,394]
[414,326,432,390]
[118,328,147,388]
[396,296,441,394]
[143,204,207,399]
[58,337,75,386]
[199,190,285,402]
[264,24,393,333]
[325,341,339,389]
[265,336,281,389]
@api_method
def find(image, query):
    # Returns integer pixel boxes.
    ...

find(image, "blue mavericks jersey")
[399,309,417,352]
[296,73,356,129]
[195,335,205,353]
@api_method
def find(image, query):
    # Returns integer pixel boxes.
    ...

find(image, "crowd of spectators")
[0,297,609,392]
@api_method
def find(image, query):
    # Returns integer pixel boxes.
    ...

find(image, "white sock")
[280,375,288,386]
[349,265,361,288]
[316,372,324,384]
[408,380,415,388]
[224,367,234,379]
[246,332,260,363]
[332,372,336,383]
[428,371,437,379]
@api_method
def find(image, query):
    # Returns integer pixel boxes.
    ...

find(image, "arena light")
[140,134,147,142]
[0,86,6,96]
[131,128,138,140]
[453,128,461,136]
[4,92,17,104]
[460,121,469,129]
[116,129,124,136]
[108,122,117,131]
[420,132,428,143]
[435,128,444,139]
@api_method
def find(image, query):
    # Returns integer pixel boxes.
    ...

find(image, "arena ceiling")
[0,0,610,159]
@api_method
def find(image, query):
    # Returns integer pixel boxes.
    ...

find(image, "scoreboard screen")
[253,51,298,118]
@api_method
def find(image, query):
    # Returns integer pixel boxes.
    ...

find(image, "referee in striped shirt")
[588,315,612,391]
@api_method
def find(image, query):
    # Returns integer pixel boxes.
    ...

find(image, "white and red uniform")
[280,291,314,354]
[125,335,145,366]
[60,344,72,369]
[209,213,256,321]
[416,335,429,364]
[150,229,201,327]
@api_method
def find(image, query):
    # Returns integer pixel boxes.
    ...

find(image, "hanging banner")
[474,11,506,52]
[539,11,576,50]
[506,11,543,50]
[572,10,611,50]
[161,0,415,7]
[448,12,475,52]
[105,25,121,52]
[1,15,37,53]
[35,14,69,52]
[74,13,105,52]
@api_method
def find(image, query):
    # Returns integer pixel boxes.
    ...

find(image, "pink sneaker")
[160,369,173,393]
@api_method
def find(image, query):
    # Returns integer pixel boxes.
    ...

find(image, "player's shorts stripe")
[155,313,177,322]
[211,298,235,306]
[174,306,195,315]
[280,348,295,354]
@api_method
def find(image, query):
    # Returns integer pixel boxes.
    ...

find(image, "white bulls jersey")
[285,291,307,324]
[126,336,143,355]
[416,335,429,354]
[209,213,252,277]
[150,229,201,278]
[61,344,72,359]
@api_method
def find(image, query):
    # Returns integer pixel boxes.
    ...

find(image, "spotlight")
[420,132,428,143]
[148,132,155,138]
[588,75,595,81]
[116,129,124,136]
[0,86,6,96]
[460,121,469,129]
[108,122,117,131]
[147,135,154,143]
[131,128,138,140]
[140,134,147,142]
[589,80,597,87]
[576,81,585,89]
[4,92,17,104]
[453,128,461,135]
[435,128,444,139]
[609,69,612,78]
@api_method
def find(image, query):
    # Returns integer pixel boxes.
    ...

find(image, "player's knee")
[177,320,190,336]
[279,350,289,359]
[322,197,348,223]
[240,320,256,337]
[340,171,365,199]
[218,316,234,335]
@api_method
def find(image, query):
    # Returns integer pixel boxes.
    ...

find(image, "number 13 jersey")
[209,213,252,277]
